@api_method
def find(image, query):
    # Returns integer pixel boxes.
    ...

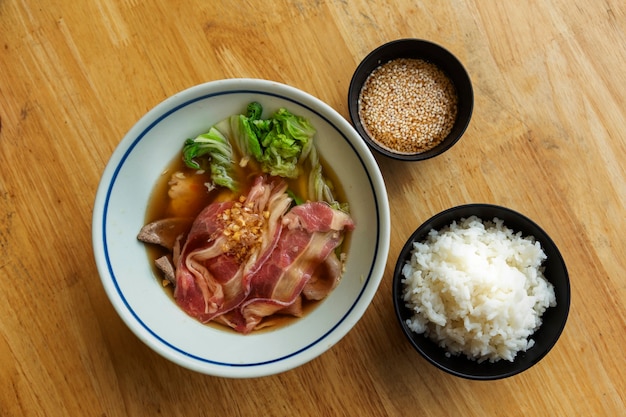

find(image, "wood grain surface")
[1,1,625,416]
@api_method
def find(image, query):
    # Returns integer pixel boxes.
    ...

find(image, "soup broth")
[144,147,351,332]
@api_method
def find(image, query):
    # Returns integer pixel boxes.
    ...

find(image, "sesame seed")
[358,58,458,154]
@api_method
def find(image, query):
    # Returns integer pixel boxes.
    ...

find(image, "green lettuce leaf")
[254,107,316,178]
[182,127,237,191]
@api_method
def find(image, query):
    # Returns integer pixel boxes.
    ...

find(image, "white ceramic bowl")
[92,78,390,378]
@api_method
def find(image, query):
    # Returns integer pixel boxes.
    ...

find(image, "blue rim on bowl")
[92,78,391,378]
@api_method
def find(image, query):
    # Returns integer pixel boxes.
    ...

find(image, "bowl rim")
[348,38,474,161]
[392,203,571,380]
[92,78,391,378]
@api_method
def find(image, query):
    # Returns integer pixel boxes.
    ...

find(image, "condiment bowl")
[92,78,391,378]
[348,38,473,160]
[392,204,570,380]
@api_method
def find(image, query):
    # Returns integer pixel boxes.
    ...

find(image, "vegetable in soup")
[137,102,353,333]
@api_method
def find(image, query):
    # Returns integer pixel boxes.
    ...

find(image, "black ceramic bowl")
[393,204,570,380]
[348,39,473,161]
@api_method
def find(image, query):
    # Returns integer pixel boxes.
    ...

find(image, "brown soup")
[143,146,350,333]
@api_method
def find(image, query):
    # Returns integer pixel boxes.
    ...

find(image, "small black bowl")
[392,204,570,380]
[348,39,474,161]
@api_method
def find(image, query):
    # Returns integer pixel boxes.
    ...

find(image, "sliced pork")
[302,251,343,301]
[220,201,355,333]
[149,175,354,334]
[174,176,291,323]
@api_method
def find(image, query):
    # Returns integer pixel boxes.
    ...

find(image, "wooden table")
[1,1,624,416]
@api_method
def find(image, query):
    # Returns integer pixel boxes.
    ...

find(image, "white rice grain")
[401,216,556,363]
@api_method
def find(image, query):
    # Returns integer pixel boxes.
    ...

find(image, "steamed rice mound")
[401,216,556,363]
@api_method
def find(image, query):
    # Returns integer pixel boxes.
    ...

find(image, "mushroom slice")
[155,256,176,286]
[137,217,193,250]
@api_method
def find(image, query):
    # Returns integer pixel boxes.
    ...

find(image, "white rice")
[401,216,556,363]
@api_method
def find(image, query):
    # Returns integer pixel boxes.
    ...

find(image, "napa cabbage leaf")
[229,102,316,178]
[182,127,238,191]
